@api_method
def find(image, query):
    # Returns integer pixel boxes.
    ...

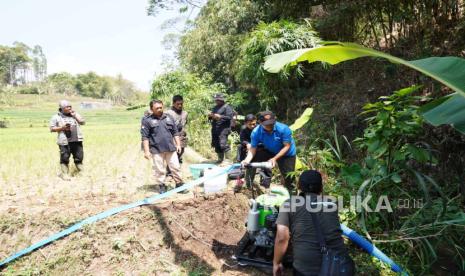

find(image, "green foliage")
[318,121,351,163]
[179,0,262,83]
[314,0,465,51]
[265,42,465,96]
[0,42,141,104]
[45,72,144,104]
[31,45,47,82]
[47,72,78,95]
[289,107,313,132]
[302,146,344,175]
[151,70,224,113]
[0,43,31,85]
[343,86,430,185]
[0,85,16,106]
[335,87,465,273]
[104,74,144,105]
[75,72,111,98]
[264,41,465,134]
[235,20,320,81]
[0,42,47,86]
[419,92,465,134]
[146,0,203,16]
[234,20,320,107]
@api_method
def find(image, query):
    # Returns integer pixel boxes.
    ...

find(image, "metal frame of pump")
[232,161,273,197]
[233,162,292,269]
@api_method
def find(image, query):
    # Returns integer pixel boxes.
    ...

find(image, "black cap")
[258,111,276,126]
[213,93,225,101]
[298,170,323,194]
[245,114,256,122]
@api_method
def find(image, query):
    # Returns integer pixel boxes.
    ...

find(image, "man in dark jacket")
[209,93,234,164]
[141,100,184,194]
[273,170,355,276]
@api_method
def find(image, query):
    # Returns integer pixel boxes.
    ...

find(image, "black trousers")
[246,147,296,192]
[59,142,84,165]
[236,144,247,162]
[177,147,185,163]
[211,127,231,153]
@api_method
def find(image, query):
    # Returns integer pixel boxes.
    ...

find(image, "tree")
[0,43,31,85]
[234,20,320,110]
[146,0,205,15]
[104,74,139,104]
[178,0,262,85]
[0,42,49,85]
[47,72,77,95]
[75,72,111,98]
[32,45,47,82]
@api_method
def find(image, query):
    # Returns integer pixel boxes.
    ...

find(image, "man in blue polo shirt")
[241,111,297,193]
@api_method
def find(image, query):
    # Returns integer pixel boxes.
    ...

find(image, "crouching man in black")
[237,114,257,162]
[273,170,355,276]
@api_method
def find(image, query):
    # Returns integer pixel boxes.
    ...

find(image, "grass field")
[0,95,151,274]
[0,94,260,275]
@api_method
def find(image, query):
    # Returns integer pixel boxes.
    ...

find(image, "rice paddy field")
[0,94,151,202]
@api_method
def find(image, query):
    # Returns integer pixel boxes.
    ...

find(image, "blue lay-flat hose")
[341,224,406,274]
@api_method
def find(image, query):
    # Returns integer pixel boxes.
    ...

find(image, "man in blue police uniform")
[241,111,297,193]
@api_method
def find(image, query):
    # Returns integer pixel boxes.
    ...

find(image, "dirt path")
[0,147,268,275]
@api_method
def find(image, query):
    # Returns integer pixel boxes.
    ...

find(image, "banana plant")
[264,42,465,134]
[289,107,313,170]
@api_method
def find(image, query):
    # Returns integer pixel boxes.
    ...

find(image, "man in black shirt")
[273,170,354,276]
[141,100,184,193]
[237,114,257,161]
[209,93,234,164]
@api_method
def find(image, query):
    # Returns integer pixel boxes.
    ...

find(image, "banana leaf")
[264,42,465,133]
[418,93,465,134]
[289,107,313,131]
[289,107,313,170]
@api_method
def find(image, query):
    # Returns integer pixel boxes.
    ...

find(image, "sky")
[0,0,189,91]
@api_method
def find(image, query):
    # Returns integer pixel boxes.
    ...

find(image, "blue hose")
[341,224,406,274]
[0,164,238,268]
